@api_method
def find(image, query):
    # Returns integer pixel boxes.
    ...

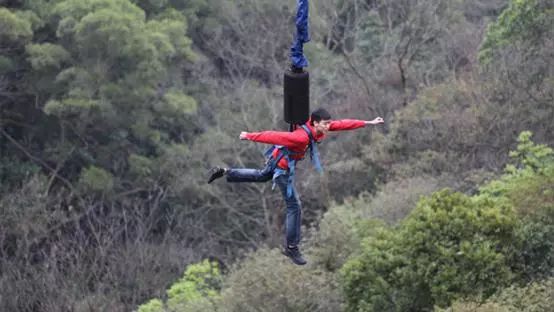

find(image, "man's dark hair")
[310,108,332,125]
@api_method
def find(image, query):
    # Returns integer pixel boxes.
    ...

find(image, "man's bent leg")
[226,168,273,183]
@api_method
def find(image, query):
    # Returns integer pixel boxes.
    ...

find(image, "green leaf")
[137,299,164,312]
[44,98,101,117]
[128,154,153,177]
[0,56,16,74]
[479,0,553,63]
[26,43,71,70]
[79,166,114,193]
[159,90,198,116]
[0,8,33,42]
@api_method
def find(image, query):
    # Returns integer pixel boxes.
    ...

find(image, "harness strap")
[266,125,323,197]
[270,147,302,197]
[300,125,323,173]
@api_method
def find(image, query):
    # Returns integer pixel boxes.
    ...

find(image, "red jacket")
[245,119,366,169]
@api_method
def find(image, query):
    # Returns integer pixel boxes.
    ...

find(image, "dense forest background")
[0,0,552,311]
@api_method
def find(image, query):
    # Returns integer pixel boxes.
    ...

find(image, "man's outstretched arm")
[239,130,308,149]
[329,117,384,131]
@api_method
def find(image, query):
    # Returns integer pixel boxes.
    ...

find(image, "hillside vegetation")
[1,0,552,311]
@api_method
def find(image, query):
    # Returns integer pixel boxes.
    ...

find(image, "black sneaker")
[282,245,307,265]
[208,167,226,184]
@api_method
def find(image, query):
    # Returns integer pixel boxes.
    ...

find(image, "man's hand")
[239,131,249,140]
[365,117,384,125]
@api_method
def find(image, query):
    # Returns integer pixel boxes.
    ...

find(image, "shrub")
[218,248,343,312]
[341,190,518,311]
[306,201,385,272]
[363,176,442,224]
[438,277,554,312]
[477,131,554,281]
[136,259,222,312]
[78,165,114,193]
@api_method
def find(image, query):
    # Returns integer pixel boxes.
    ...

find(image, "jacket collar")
[304,119,325,142]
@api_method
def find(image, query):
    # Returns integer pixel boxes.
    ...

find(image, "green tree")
[138,259,222,312]
[478,131,554,281]
[342,190,518,311]
[477,0,553,151]
[479,0,553,63]
[0,7,34,42]
[1,1,204,310]
[342,133,553,311]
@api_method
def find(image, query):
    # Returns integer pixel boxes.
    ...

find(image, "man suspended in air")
[207,108,384,265]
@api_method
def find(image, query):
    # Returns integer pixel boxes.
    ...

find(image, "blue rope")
[290,0,310,69]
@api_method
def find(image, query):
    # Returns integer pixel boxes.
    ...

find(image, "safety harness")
[264,124,323,197]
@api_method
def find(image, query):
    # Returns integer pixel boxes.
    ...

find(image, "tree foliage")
[341,132,553,311]
[138,259,222,312]
[479,0,553,63]
[439,277,554,312]
[341,190,517,311]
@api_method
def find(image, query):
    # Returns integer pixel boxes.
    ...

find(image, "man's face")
[313,119,331,135]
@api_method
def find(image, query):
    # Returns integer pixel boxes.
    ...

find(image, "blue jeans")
[226,166,302,247]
